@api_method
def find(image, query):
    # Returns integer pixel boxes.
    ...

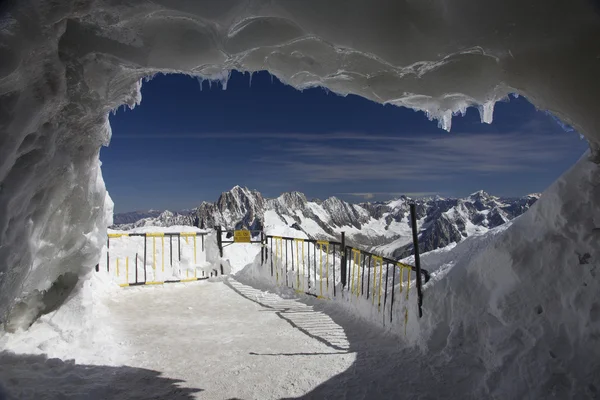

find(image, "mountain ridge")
[112,187,540,258]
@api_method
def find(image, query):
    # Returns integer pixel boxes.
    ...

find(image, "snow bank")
[1,0,599,329]
[236,153,600,397]
[398,153,600,397]
[99,227,217,285]
[0,272,123,366]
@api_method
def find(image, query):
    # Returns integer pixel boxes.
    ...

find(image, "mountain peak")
[469,190,490,198]
[277,191,308,209]
[230,185,249,193]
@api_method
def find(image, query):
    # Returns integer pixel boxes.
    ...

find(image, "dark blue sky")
[102,72,588,213]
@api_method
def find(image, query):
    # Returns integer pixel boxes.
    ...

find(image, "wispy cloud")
[339,192,440,200]
[114,131,421,142]
[251,130,586,183]
[111,117,587,187]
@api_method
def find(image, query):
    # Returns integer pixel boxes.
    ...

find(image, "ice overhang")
[0,0,599,322]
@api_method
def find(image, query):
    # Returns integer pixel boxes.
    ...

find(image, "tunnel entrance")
[1,1,599,397]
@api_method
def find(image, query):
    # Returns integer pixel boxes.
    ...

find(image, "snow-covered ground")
[230,152,600,397]
[2,154,600,398]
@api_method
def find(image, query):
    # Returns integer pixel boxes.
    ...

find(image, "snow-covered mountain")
[112,210,164,225]
[112,186,539,257]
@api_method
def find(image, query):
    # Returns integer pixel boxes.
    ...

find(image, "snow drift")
[0,0,599,340]
[235,153,600,398]
[410,152,600,398]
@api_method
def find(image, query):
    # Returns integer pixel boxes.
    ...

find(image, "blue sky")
[102,72,588,213]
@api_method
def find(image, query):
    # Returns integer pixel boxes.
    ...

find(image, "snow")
[236,153,600,397]
[403,153,600,397]
[263,210,310,238]
[222,243,262,275]
[0,277,359,399]
[0,273,123,366]
[1,154,599,398]
[0,0,598,397]
[1,0,598,325]
[101,227,213,284]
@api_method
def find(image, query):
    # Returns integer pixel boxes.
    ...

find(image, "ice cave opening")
[0,0,599,397]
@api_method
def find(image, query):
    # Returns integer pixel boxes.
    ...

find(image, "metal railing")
[266,236,342,299]
[260,204,430,330]
[99,231,221,286]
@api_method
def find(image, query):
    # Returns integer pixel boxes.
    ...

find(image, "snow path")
[106,279,477,399]
[3,277,480,399]
[107,280,357,399]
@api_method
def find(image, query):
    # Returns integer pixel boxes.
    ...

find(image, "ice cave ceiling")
[0,0,599,321]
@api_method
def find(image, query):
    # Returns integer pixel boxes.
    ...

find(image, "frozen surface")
[1,153,599,398]
[0,0,599,322]
[0,272,124,369]
[0,279,359,399]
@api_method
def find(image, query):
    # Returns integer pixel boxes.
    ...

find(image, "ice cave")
[1,0,599,398]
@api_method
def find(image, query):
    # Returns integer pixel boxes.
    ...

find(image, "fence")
[261,204,430,330]
[98,207,429,329]
[266,236,342,299]
[98,231,223,286]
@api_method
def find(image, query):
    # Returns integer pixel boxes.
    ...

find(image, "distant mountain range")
[112,186,539,258]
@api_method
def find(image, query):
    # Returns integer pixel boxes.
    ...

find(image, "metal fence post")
[215,226,224,275]
[270,236,274,276]
[409,203,424,318]
[261,232,265,265]
[340,232,346,287]
[143,234,147,283]
[135,252,138,283]
[216,225,223,257]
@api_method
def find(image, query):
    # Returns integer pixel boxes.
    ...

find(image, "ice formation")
[0,0,599,345]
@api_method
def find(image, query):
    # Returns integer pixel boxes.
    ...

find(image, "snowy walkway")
[2,278,460,399]
[107,279,359,399]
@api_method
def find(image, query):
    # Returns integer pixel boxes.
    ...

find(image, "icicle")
[248,71,253,87]
[220,70,231,90]
[197,77,204,91]
[478,100,496,124]
[439,112,453,132]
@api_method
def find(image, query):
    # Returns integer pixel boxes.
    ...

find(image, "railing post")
[215,226,224,275]
[143,234,147,283]
[270,236,274,277]
[261,232,265,265]
[340,231,347,287]
[135,252,138,283]
[409,203,424,318]
[216,225,223,257]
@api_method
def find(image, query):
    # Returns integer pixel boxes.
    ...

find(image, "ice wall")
[409,153,600,398]
[0,0,599,323]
